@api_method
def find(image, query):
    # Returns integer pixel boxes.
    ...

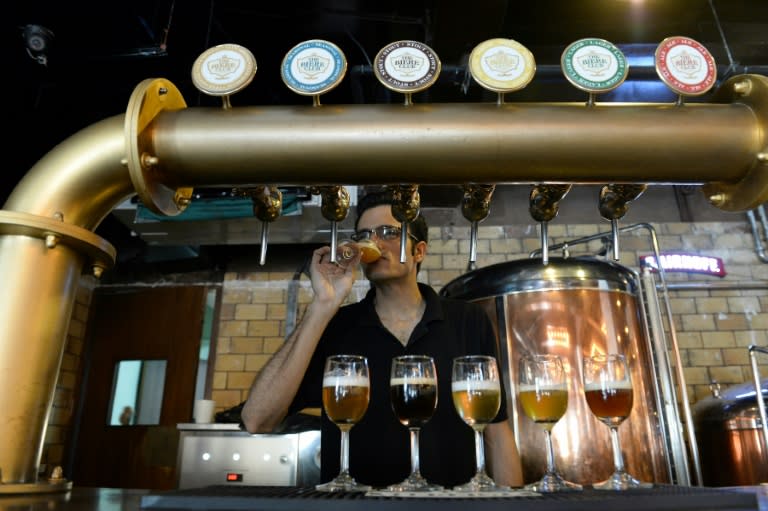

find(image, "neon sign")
[639,253,726,277]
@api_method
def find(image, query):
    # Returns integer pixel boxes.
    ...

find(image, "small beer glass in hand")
[336,239,381,265]
[316,354,372,492]
[388,355,443,492]
[583,354,653,490]
[519,354,582,492]
[451,355,506,492]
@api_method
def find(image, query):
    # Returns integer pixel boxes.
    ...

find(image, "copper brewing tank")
[692,379,768,486]
[441,257,673,486]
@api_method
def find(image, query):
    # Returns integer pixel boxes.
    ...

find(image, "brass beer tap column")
[388,185,421,263]
[311,186,351,263]
[234,186,283,266]
[529,184,572,265]
[461,184,496,271]
[598,184,647,260]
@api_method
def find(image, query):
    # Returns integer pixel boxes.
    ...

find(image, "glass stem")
[544,429,557,475]
[409,427,421,475]
[339,426,351,476]
[474,428,486,475]
[609,426,625,473]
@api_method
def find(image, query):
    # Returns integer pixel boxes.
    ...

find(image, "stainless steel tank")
[441,257,673,486]
[692,379,768,486]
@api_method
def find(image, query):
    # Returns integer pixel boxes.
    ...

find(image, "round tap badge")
[561,38,628,94]
[191,44,257,96]
[281,39,347,96]
[374,40,441,94]
[655,36,717,96]
[469,38,536,93]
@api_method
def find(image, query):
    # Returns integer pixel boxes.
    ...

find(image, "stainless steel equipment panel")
[176,424,320,489]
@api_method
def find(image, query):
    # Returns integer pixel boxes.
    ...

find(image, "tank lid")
[440,256,639,301]
[692,378,768,423]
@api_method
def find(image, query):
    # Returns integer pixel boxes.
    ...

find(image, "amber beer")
[519,383,568,430]
[390,376,437,427]
[322,375,370,426]
[451,379,500,427]
[584,381,633,426]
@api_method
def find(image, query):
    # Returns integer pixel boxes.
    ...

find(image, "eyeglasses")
[351,224,419,243]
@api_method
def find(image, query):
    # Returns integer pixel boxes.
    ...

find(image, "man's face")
[356,205,424,283]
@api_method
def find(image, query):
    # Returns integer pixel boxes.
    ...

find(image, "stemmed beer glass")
[451,355,506,492]
[582,354,653,490]
[518,354,582,492]
[316,354,372,492]
[387,355,443,491]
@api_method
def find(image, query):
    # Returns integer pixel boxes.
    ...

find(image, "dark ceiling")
[9,0,768,274]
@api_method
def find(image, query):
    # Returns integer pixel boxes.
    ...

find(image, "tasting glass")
[387,355,443,491]
[316,354,372,492]
[336,239,381,266]
[451,355,506,492]
[582,354,653,490]
[518,354,582,492]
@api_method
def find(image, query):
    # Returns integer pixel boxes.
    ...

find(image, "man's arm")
[485,420,524,487]
[240,246,359,433]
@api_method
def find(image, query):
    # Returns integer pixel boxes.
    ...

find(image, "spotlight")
[21,24,54,66]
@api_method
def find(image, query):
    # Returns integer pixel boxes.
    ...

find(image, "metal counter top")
[1,485,765,511]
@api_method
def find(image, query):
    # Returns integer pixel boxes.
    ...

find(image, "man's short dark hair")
[354,189,429,244]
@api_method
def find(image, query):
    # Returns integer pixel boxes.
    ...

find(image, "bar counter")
[2,485,766,511]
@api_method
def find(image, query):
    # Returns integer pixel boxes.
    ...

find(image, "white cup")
[193,399,216,424]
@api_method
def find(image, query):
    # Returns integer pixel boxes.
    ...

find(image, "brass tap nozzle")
[388,184,421,223]
[232,186,283,221]
[529,184,572,222]
[310,186,351,222]
[461,184,496,222]
[598,184,647,220]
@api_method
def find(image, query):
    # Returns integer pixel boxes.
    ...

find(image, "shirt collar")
[359,282,444,326]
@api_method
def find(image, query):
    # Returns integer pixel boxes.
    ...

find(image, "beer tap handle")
[330,221,339,263]
[598,184,647,262]
[461,184,496,271]
[233,185,283,266]
[259,221,270,266]
[611,218,620,261]
[310,185,351,264]
[540,221,550,265]
[528,184,571,265]
[467,220,479,272]
[389,184,421,264]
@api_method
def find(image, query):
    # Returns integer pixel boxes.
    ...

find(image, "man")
[241,190,522,489]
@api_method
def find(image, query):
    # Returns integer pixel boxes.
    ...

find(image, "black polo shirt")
[288,283,508,489]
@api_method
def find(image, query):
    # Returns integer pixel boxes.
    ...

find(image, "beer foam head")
[518,382,567,393]
[391,376,436,386]
[323,375,369,387]
[584,380,632,392]
[452,379,499,392]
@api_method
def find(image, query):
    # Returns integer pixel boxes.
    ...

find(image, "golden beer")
[451,380,500,426]
[322,375,370,425]
[584,381,633,426]
[519,384,568,430]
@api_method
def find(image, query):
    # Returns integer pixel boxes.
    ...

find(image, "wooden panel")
[70,286,208,490]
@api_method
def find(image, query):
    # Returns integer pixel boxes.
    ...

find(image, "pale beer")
[451,379,500,426]
[323,375,370,426]
[390,376,437,427]
[519,383,568,430]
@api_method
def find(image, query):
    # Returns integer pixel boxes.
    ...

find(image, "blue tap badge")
[281,39,347,96]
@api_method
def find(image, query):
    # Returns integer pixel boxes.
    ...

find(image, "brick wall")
[211,220,768,411]
[41,276,96,475]
[44,219,768,471]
